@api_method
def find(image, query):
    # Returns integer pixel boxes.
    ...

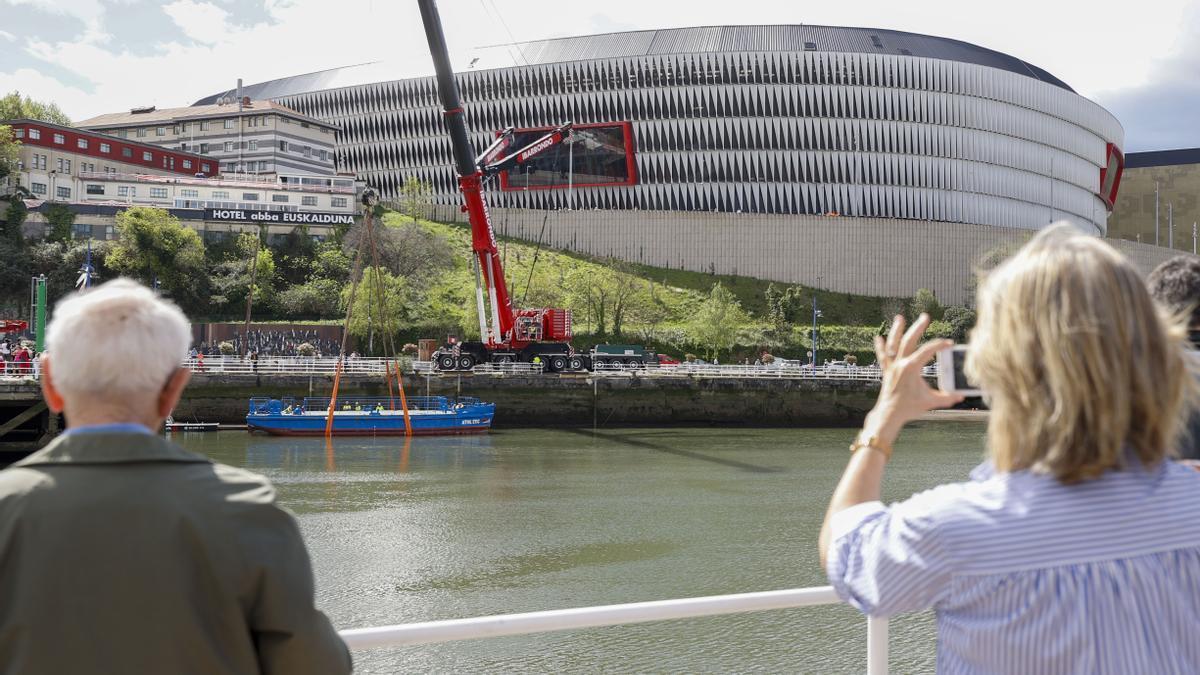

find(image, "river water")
[181,423,988,674]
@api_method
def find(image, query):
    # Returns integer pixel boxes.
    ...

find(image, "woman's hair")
[966,224,1197,483]
[46,278,191,398]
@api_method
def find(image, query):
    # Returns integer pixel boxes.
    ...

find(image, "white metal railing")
[77,171,356,194]
[174,357,931,381]
[336,586,888,674]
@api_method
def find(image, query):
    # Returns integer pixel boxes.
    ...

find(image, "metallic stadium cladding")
[260,26,1122,235]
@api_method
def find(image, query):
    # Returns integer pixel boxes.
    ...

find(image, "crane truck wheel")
[437,354,457,371]
[457,355,476,371]
[549,355,568,372]
[568,356,584,371]
[630,359,644,368]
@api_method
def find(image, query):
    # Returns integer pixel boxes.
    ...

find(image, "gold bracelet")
[849,433,892,460]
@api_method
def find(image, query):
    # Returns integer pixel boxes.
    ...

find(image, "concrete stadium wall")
[431,206,1193,306]
[1108,163,1200,248]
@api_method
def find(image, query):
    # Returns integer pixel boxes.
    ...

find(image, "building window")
[13,128,24,139]
[199,143,208,154]
[272,194,288,203]
[224,141,233,152]
[180,189,199,197]
[136,128,146,137]
[117,130,127,138]
[118,186,136,197]
[183,160,192,169]
[142,151,152,161]
[213,191,230,199]
[56,186,71,199]
[242,193,259,201]
[156,127,166,136]
[201,163,211,173]
[278,140,287,152]
[331,197,348,208]
[76,138,87,149]
[223,119,234,129]
[28,128,40,140]
[248,139,258,151]
[200,121,210,131]
[30,182,46,195]
[122,148,133,158]
[99,142,111,153]
[86,184,105,195]
[181,122,189,133]
[302,146,311,158]
[73,222,90,238]
[301,196,318,206]
[319,149,327,161]
[53,133,64,144]
[105,225,115,239]
[280,117,290,124]
[149,187,168,198]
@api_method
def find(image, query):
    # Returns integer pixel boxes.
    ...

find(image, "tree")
[341,267,411,345]
[347,216,453,281]
[208,232,275,313]
[398,176,432,223]
[0,91,72,126]
[2,196,28,242]
[107,207,206,310]
[43,203,75,243]
[0,125,19,181]
[277,278,341,318]
[943,305,977,343]
[909,288,943,320]
[688,281,749,360]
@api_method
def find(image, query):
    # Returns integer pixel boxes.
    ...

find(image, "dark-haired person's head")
[1148,256,1200,338]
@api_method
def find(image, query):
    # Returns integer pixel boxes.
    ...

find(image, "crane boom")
[417,0,515,344]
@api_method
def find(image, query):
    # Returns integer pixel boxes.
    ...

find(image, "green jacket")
[0,431,352,674]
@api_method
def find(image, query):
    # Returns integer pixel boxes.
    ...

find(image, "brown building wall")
[1108,163,1200,250]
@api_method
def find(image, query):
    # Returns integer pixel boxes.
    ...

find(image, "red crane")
[419,0,586,373]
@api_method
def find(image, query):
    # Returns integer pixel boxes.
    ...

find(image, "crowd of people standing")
[0,338,37,376]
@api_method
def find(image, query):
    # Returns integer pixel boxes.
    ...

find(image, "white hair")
[45,278,191,396]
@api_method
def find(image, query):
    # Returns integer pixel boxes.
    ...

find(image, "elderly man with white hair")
[0,279,351,674]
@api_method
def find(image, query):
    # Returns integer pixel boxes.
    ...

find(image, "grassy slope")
[403,213,904,329]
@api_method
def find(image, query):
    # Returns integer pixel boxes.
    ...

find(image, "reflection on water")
[178,423,988,674]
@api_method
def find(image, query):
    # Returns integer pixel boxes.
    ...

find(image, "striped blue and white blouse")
[826,458,1200,673]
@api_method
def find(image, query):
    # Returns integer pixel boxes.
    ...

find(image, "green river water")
[180,422,989,674]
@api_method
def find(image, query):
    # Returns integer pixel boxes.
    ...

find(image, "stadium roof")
[1124,148,1200,169]
[193,24,1072,105]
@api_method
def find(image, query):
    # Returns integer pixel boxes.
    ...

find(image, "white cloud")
[162,0,231,45]
[0,0,1194,148]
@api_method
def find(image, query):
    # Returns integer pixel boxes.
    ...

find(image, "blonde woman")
[819,225,1200,672]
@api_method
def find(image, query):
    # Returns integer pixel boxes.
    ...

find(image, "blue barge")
[246,396,495,436]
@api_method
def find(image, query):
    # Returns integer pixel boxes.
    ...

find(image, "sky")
[1,0,1197,152]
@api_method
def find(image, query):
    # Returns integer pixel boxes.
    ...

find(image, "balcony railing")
[75,171,355,194]
[337,585,889,674]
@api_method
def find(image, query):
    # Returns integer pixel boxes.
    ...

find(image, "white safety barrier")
[337,586,888,674]
[176,357,934,382]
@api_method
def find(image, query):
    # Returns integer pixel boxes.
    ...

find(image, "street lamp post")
[811,298,823,366]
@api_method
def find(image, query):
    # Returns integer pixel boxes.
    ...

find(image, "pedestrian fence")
[2,358,931,382]
[173,356,927,380]
[336,585,889,674]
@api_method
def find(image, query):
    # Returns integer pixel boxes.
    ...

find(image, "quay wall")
[175,373,881,427]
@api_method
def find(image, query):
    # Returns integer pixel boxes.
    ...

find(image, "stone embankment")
[175,372,882,427]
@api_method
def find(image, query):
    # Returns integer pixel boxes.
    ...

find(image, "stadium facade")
[197,26,1165,304]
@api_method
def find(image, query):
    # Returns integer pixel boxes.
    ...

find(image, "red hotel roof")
[5,118,216,177]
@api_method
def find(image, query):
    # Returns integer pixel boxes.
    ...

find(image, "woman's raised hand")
[862,314,965,445]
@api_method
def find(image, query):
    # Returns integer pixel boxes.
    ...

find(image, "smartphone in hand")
[936,345,982,397]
